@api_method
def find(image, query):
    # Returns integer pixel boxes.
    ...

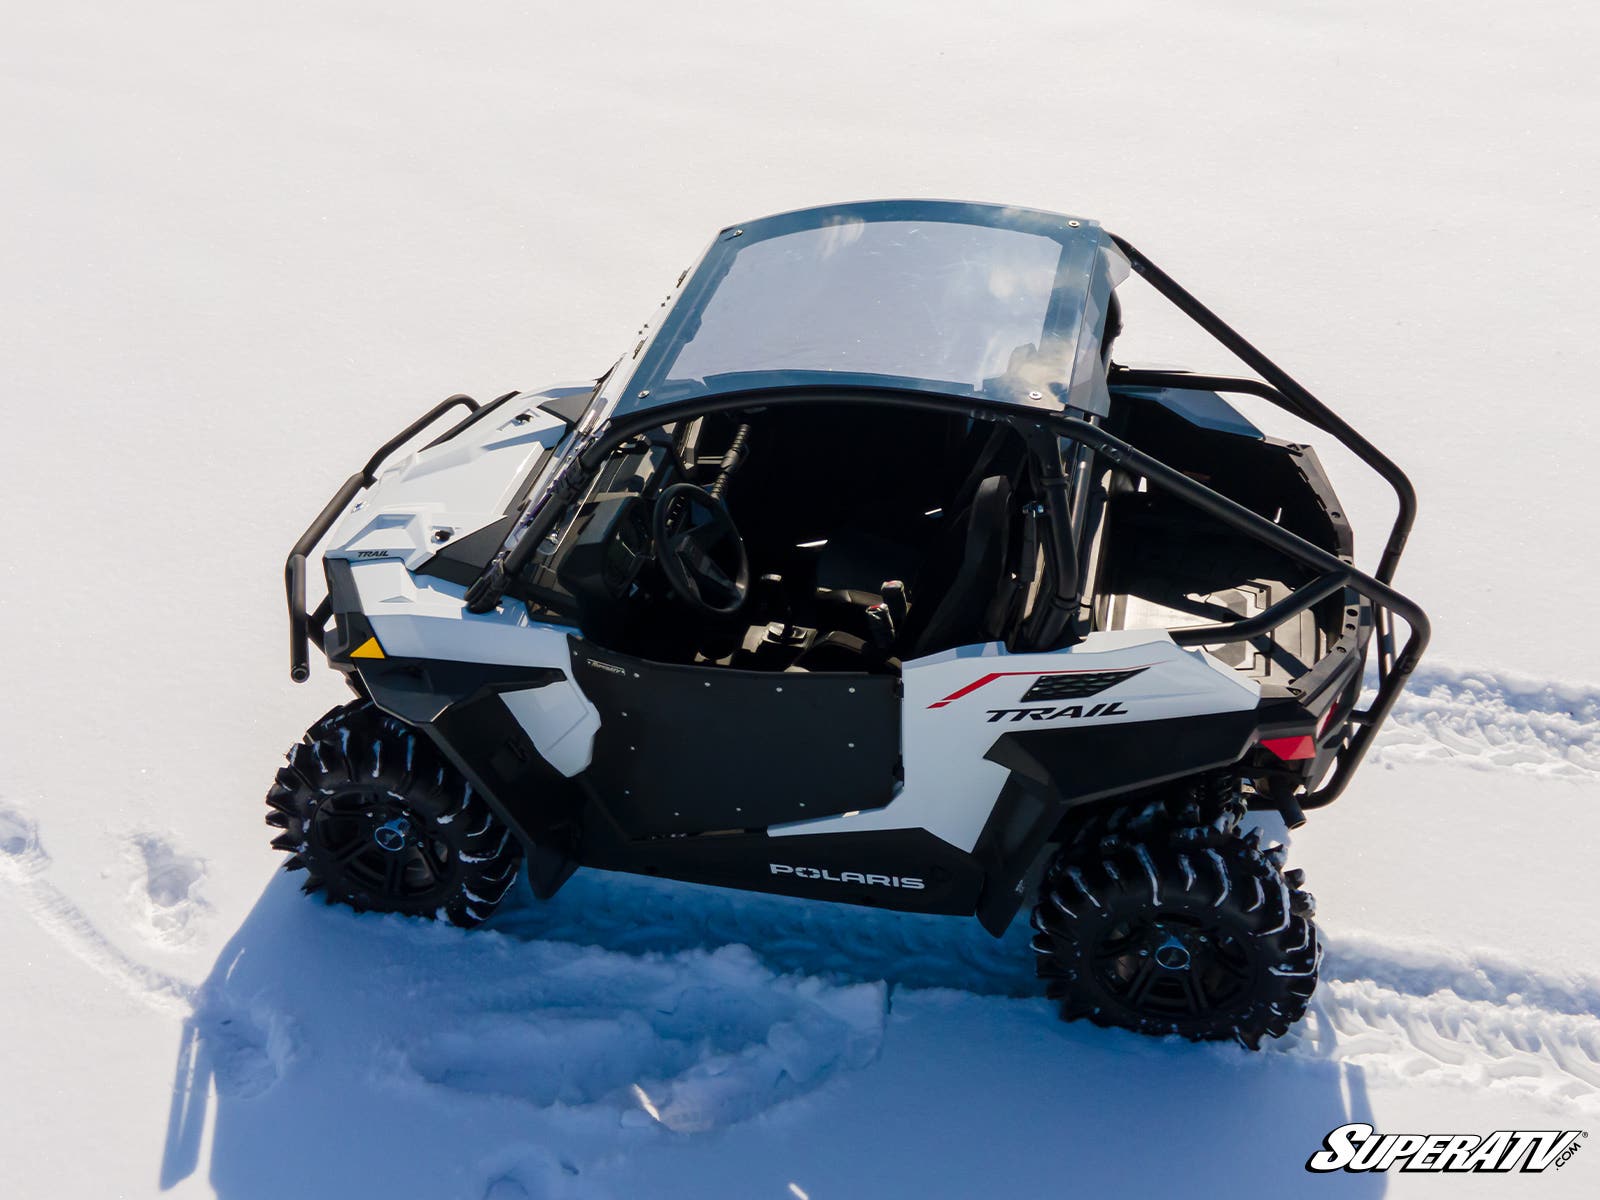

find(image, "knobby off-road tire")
[265,700,522,927]
[1056,772,1248,862]
[1031,830,1319,1048]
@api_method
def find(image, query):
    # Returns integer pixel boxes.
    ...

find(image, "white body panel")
[345,562,601,776]
[326,390,581,571]
[323,383,609,776]
[771,632,1259,852]
[501,679,603,777]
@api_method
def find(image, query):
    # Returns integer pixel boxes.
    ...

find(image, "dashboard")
[601,497,654,596]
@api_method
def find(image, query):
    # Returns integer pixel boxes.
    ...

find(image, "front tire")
[265,701,522,927]
[1031,832,1319,1047]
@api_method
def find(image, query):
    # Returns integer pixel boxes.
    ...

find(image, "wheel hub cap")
[373,816,412,853]
[1154,936,1192,971]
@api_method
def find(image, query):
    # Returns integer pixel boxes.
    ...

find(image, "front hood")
[324,386,585,573]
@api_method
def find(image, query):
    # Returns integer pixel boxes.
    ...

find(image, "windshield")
[668,220,1062,392]
[619,201,1124,413]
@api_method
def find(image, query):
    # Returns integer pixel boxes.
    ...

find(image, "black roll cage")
[286,239,1427,809]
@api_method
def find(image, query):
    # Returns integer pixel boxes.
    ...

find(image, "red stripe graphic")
[927,665,1156,708]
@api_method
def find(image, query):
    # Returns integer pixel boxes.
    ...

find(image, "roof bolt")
[637,389,650,399]
[1067,220,1081,228]
[1028,390,1043,401]
[432,529,452,543]
[512,412,532,425]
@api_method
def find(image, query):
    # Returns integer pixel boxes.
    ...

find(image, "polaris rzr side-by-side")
[271,200,1427,1046]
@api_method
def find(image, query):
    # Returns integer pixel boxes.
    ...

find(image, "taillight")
[1261,735,1317,762]
[1315,702,1338,737]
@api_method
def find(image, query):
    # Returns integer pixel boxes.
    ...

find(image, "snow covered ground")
[4,2,1599,1195]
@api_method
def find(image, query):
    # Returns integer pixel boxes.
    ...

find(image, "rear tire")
[1031,831,1318,1048]
[265,701,522,927]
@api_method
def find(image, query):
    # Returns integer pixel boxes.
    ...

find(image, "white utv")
[270,200,1428,1046]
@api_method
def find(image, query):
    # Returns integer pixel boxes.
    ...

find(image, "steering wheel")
[651,483,750,615]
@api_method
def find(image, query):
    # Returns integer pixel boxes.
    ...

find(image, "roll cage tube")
[1103,236,1424,789]
[1106,236,1415,588]
[464,388,1428,812]
[285,393,482,682]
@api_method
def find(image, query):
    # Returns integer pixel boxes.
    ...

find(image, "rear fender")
[970,709,1260,934]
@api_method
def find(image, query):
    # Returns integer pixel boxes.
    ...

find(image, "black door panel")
[570,638,899,837]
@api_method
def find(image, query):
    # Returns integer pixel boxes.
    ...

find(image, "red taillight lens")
[1315,703,1338,737]
[1261,734,1317,761]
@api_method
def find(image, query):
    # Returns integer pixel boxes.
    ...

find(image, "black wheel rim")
[1091,911,1252,1019]
[307,790,454,903]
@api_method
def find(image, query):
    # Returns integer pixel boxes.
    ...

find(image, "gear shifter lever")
[758,573,804,644]
[864,602,895,650]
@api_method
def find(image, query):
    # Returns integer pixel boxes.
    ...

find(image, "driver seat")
[901,474,1015,658]
[790,474,1012,668]
[810,423,1025,644]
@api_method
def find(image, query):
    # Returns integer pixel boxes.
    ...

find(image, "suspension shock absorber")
[1196,769,1246,834]
[708,422,752,501]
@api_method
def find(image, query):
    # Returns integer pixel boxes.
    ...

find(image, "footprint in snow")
[482,1179,530,1200]
[0,800,48,875]
[127,832,209,945]
[0,802,194,1010]
[195,1000,297,1099]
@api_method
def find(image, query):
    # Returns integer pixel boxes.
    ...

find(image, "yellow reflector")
[349,635,385,660]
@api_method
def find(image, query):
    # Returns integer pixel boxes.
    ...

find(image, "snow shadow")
[161,868,1383,1198]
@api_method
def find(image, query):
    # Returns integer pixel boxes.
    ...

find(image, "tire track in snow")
[1277,977,1600,1111]
[1287,935,1600,1109]
[1327,932,1600,1021]
[392,940,887,1133]
[1373,665,1600,779]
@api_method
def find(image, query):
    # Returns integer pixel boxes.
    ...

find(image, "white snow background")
[4,2,1599,1196]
